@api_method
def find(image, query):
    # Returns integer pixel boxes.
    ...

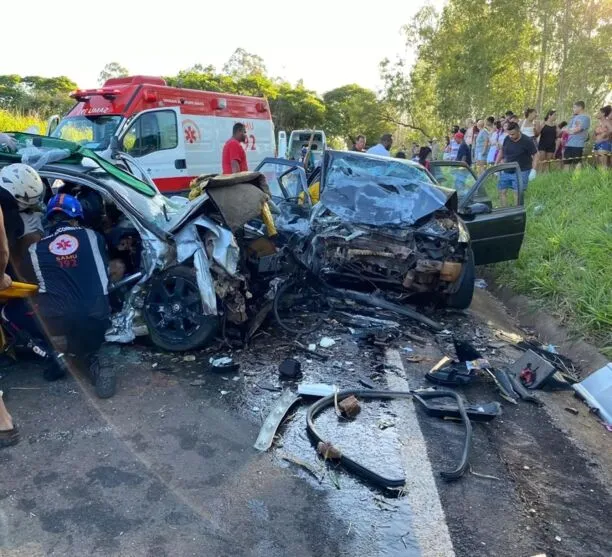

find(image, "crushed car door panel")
[458,163,526,265]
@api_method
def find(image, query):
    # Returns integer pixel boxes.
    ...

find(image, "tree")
[222,48,267,78]
[0,74,76,116]
[323,84,391,146]
[98,62,129,85]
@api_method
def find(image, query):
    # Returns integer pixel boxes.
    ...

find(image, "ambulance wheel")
[144,266,218,352]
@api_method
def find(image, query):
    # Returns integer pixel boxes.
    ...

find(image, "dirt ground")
[0,289,610,557]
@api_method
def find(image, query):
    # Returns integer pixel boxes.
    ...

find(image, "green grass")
[0,110,46,133]
[492,168,612,357]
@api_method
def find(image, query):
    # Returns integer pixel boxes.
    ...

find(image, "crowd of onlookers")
[440,101,612,171]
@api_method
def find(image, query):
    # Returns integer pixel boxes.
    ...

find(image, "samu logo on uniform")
[48,234,79,257]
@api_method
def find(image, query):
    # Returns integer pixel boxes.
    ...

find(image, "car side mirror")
[463,202,490,215]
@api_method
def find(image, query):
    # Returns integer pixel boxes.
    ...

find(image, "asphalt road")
[0,290,610,557]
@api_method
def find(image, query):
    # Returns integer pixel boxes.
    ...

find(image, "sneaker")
[43,354,69,382]
[90,357,116,399]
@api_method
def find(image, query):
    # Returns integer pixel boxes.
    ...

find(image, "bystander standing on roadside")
[593,105,611,168]
[487,120,503,166]
[474,118,491,174]
[495,122,536,207]
[464,119,475,147]
[352,135,367,152]
[366,134,393,157]
[455,132,472,166]
[564,101,590,168]
[417,146,432,170]
[221,123,248,174]
[520,108,540,144]
[537,110,558,172]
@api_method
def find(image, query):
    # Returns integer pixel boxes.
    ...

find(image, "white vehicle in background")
[283,130,327,168]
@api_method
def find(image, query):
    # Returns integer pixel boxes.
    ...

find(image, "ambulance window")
[123,110,178,157]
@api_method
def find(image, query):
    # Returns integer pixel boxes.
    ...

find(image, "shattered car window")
[320,153,449,226]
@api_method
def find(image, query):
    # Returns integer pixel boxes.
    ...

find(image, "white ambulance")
[49,75,276,193]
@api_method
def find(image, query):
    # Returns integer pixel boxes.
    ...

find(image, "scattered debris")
[279,452,323,482]
[279,359,302,379]
[401,346,414,353]
[253,390,301,452]
[555,536,562,542]
[317,441,342,460]
[565,407,580,416]
[573,363,612,425]
[485,368,519,404]
[293,341,330,361]
[307,389,473,488]
[413,392,501,422]
[338,395,361,419]
[183,355,196,362]
[474,279,488,289]
[210,356,240,373]
[510,350,557,390]
[298,383,338,397]
[319,337,336,348]
[359,378,377,390]
[377,419,395,430]
[255,382,283,393]
[189,379,206,386]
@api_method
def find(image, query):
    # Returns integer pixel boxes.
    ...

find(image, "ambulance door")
[182,114,218,177]
[244,118,275,170]
[119,107,188,192]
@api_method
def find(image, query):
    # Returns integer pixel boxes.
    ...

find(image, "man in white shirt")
[366,134,393,157]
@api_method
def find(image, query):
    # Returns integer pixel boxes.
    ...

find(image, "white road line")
[385,348,456,557]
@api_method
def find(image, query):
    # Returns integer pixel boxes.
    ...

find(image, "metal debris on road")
[279,359,302,379]
[253,390,301,452]
[297,383,338,398]
[572,362,612,425]
[338,395,361,419]
[183,355,196,362]
[319,337,336,348]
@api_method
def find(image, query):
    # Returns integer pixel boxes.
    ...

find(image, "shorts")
[563,146,584,165]
[594,141,611,154]
[486,148,498,165]
[474,147,488,162]
[497,170,530,192]
[538,142,556,154]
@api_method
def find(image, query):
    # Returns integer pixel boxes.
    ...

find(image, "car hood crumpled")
[318,174,452,227]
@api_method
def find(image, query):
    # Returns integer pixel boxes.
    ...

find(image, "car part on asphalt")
[509,350,557,390]
[279,359,302,379]
[253,390,301,452]
[485,368,519,404]
[572,363,612,425]
[297,383,338,397]
[426,360,475,386]
[273,278,333,335]
[338,395,361,418]
[507,371,542,404]
[209,356,240,374]
[330,289,443,331]
[306,389,473,488]
[453,338,484,362]
[413,392,502,422]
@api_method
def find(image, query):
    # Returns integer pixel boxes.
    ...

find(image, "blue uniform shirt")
[27,223,110,320]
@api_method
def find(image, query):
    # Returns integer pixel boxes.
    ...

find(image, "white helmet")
[0,163,45,210]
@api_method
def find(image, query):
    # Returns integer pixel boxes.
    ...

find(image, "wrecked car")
[1,133,277,351]
[257,151,526,309]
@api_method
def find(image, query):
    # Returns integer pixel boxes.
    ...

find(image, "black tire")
[143,266,218,352]
[446,249,475,309]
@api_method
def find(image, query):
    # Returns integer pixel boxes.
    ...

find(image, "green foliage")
[0,75,76,117]
[323,84,392,146]
[222,48,267,78]
[0,110,46,133]
[98,62,129,85]
[493,168,612,356]
[385,0,612,136]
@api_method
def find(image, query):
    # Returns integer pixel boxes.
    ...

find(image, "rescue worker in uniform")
[2,191,116,398]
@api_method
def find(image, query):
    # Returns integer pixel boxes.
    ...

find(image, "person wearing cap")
[1,193,115,398]
[454,132,472,166]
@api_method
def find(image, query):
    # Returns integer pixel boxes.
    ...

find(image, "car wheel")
[446,249,475,309]
[143,266,218,351]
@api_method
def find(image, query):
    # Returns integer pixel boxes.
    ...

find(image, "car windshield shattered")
[320,152,449,226]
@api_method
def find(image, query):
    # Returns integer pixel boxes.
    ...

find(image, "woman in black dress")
[538,110,558,172]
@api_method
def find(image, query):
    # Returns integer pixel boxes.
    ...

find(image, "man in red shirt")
[222,123,248,174]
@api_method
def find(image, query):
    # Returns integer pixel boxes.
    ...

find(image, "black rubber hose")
[306,389,472,489]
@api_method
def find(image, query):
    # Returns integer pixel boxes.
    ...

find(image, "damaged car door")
[455,163,526,265]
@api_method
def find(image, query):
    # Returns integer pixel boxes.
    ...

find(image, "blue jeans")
[498,170,530,191]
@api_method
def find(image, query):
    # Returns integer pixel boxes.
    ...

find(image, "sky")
[1,0,443,94]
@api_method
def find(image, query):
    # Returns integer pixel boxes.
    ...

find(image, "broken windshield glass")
[320,174,448,226]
